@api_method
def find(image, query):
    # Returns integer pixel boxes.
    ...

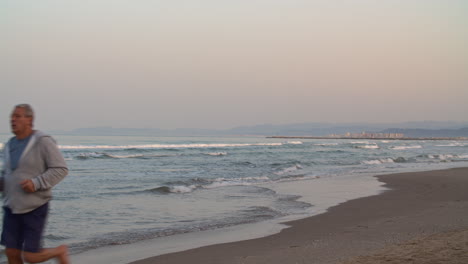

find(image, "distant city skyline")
[1,1,467,132]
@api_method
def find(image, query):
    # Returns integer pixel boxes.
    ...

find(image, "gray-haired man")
[0,104,70,264]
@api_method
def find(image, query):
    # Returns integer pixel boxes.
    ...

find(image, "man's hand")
[20,179,35,193]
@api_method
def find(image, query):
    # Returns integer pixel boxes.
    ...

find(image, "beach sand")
[129,167,468,264]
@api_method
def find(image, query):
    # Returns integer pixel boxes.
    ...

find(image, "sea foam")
[390,145,422,150]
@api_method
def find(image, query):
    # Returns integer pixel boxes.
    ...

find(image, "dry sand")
[130,167,468,264]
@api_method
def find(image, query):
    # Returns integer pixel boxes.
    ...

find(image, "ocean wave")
[147,185,196,194]
[75,152,107,160]
[355,144,379,149]
[232,161,256,167]
[75,152,144,160]
[143,176,272,195]
[362,158,394,165]
[351,141,371,144]
[435,142,468,147]
[204,152,227,156]
[286,141,303,145]
[362,157,408,165]
[60,142,284,151]
[412,153,468,162]
[73,151,233,160]
[74,152,178,160]
[390,145,422,150]
[273,164,303,176]
[317,149,346,153]
[141,172,320,195]
[276,174,320,182]
[108,154,146,159]
[202,176,270,189]
[425,154,468,161]
[314,143,339,146]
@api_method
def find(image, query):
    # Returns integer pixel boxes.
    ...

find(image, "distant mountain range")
[49,121,468,138]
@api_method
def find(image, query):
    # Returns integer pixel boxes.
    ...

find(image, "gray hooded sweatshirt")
[0,130,68,214]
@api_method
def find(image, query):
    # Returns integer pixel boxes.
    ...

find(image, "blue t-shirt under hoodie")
[9,135,32,171]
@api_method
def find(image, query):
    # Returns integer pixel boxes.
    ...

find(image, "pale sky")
[1,0,467,131]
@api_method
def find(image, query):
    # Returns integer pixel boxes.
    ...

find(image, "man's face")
[11,107,32,136]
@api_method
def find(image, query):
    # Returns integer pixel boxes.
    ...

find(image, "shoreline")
[126,167,468,264]
[70,170,385,264]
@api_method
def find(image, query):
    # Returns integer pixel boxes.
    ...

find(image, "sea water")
[0,134,467,263]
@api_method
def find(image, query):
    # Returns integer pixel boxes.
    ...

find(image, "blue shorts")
[1,203,49,253]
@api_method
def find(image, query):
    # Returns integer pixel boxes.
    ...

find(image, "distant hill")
[49,121,468,137]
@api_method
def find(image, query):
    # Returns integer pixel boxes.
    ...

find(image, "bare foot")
[57,245,70,264]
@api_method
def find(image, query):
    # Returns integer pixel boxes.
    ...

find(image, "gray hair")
[15,104,34,118]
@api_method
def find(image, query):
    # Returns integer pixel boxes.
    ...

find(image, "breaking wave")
[362,157,408,165]
[390,145,422,150]
[75,152,174,160]
[286,141,303,145]
[274,164,303,176]
[355,144,379,149]
[435,142,468,147]
[60,142,290,151]
[314,143,339,146]
[424,154,468,161]
[135,167,316,195]
[363,153,468,165]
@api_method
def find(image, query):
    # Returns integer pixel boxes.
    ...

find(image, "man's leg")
[2,207,24,264]
[5,248,23,264]
[22,203,70,263]
[23,245,69,264]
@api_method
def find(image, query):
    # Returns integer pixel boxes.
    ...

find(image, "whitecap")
[362,158,395,165]
[286,141,303,145]
[204,181,249,189]
[314,143,339,146]
[355,144,379,149]
[204,176,270,189]
[170,185,196,193]
[437,154,454,160]
[351,141,370,144]
[76,152,105,159]
[435,142,467,147]
[426,154,459,161]
[390,145,422,150]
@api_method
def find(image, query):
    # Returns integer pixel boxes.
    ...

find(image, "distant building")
[338,132,405,139]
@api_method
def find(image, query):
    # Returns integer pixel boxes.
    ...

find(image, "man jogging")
[0,104,69,264]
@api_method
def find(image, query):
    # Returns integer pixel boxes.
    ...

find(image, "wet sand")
[129,167,468,264]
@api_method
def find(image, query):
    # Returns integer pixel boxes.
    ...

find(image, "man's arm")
[30,137,68,191]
